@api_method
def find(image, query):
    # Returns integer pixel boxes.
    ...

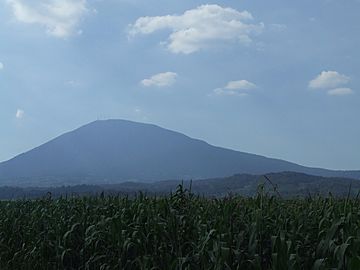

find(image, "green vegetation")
[1,185,360,269]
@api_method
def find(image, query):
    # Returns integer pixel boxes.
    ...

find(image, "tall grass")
[1,185,360,269]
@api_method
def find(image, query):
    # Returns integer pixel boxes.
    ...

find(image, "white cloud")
[327,88,353,96]
[0,62,3,70]
[308,71,354,96]
[213,79,256,96]
[309,71,350,89]
[213,88,249,96]
[225,80,256,90]
[6,0,88,38]
[141,72,177,87]
[129,4,264,54]
[16,109,24,119]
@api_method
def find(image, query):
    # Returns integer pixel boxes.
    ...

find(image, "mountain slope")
[0,119,359,186]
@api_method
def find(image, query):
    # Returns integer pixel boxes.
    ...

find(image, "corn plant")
[1,185,360,269]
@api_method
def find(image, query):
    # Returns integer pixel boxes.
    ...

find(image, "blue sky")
[0,0,359,170]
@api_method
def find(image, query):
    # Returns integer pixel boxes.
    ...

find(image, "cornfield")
[1,185,360,269]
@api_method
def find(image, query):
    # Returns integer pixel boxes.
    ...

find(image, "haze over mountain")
[0,119,359,187]
[1,172,359,200]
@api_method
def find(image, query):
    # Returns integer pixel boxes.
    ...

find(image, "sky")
[0,0,359,170]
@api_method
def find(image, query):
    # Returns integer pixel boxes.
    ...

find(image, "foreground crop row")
[1,186,360,269]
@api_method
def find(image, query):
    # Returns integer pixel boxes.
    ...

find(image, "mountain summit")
[0,119,359,186]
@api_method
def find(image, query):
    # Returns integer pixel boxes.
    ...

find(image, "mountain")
[0,119,359,187]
